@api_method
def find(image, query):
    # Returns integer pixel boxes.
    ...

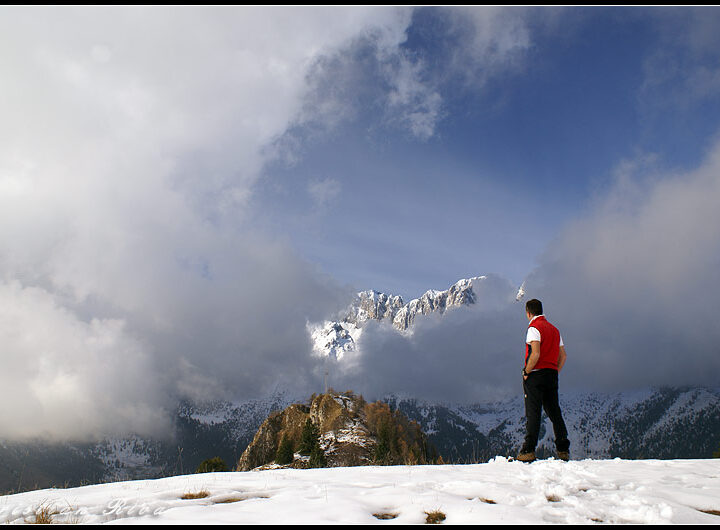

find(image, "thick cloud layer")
[527,144,720,392]
[0,7,414,440]
[332,275,524,404]
[0,281,166,440]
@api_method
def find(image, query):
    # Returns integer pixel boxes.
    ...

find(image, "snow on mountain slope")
[388,386,720,462]
[93,436,165,483]
[177,392,297,442]
[309,320,362,360]
[2,459,720,524]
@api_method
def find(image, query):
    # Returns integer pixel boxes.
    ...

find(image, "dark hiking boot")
[557,451,569,462]
[517,451,536,463]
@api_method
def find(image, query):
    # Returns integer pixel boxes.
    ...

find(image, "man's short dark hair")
[526,299,543,316]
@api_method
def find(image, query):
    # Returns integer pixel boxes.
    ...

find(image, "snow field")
[1,458,719,524]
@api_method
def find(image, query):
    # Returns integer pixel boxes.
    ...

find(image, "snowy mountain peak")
[308,320,362,361]
[355,275,486,330]
[309,275,488,360]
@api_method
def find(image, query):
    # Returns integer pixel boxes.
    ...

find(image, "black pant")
[522,369,569,453]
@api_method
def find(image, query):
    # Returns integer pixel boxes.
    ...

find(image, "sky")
[253,6,720,298]
[1,6,720,440]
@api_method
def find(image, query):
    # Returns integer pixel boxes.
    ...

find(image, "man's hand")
[524,341,541,379]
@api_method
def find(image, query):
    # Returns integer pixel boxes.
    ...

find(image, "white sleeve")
[526,327,541,344]
[560,335,564,347]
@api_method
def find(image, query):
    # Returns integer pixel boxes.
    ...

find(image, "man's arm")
[558,345,567,372]
[524,341,540,379]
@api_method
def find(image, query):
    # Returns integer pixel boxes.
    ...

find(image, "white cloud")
[326,275,523,404]
[0,6,413,440]
[0,281,166,440]
[308,177,342,208]
[456,7,532,70]
[526,139,720,391]
[282,7,537,145]
[384,57,444,141]
[640,8,720,107]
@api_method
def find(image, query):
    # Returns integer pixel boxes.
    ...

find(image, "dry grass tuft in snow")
[26,502,58,524]
[424,510,446,524]
[698,509,720,517]
[180,490,210,500]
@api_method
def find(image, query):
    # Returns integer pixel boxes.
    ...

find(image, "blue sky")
[250,7,720,299]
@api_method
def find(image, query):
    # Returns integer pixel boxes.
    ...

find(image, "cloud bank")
[0,7,419,440]
[330,275,524,404]
[527,142,720,392]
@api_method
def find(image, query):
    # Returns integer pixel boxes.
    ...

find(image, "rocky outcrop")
[235,391,435,471]
[344,291,405,328]
[235,403,311,472]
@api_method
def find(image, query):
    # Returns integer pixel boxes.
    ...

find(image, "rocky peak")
[391,276,483,330]
[235,391,435,471]
[346,277,484,332]
[344,290,405,327]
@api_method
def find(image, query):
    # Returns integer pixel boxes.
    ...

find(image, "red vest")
[525,316,561,371]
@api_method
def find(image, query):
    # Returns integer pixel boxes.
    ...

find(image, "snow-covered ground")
[1,458,719,524]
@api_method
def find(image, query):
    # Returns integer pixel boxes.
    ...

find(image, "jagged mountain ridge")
[309,276,490,360]
[348,276,483,330]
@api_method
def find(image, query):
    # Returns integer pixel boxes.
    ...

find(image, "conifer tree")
[275,435,294,466]
[196,456,228,473]
[373,416,392,464]
[298,418,319,456]
[298,417,327,467]
[309,443,327,468]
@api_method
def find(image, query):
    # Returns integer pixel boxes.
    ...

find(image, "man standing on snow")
[517,299,570,462]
